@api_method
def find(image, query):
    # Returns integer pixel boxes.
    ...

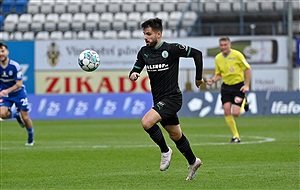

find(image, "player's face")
[219,40,231,55]
[0,46,9,63]
[143,27,161,48]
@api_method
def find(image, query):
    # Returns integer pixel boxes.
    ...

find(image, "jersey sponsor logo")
[146,64,169,72]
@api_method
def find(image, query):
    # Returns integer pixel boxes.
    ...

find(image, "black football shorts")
[221,82,245,106]
[153,93,182,127]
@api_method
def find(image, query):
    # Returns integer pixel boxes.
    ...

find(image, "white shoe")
[25,141,34,146]
[160,147,172,171]
[186,157,203,180]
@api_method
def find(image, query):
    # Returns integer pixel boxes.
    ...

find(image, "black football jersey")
[130,41,203,102]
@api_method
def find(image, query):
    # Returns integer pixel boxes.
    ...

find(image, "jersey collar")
[154,41,164,50]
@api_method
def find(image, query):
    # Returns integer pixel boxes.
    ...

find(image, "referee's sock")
[145,124,169,153]
[225,115,240,138]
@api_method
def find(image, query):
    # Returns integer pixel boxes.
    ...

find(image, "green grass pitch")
[0,116,299,190]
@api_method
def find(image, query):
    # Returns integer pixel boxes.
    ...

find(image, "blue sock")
[26,127,34,142]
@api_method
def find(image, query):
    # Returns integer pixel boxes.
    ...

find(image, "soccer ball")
[78,50,100,72]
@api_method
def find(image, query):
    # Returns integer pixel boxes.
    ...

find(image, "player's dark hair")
[0,42,8,49]
[141,18,163,32]
[219,36,231,42]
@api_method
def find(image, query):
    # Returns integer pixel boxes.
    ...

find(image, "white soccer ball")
[78,49,100,72]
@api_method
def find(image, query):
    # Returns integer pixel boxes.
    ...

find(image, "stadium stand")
[0,0,299,39]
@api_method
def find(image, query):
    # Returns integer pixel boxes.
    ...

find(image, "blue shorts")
[0,88,30,111]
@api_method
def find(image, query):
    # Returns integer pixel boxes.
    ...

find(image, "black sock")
[145,124,169,153]
[174,133,196,165]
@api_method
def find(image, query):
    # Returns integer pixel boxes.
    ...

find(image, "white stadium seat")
[85,12,100,31]
[92,31,104,39]
[36,31,50,40]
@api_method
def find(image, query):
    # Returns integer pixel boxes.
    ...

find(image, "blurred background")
[0,0,299,119]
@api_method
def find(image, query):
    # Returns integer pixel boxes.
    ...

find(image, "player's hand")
[240,85,249,93]
[206,78,214,86]
[0,89,8,97]
[195,78,205,88]
[129,72,140,81]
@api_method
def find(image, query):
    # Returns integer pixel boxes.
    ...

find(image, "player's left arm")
[239,54,252,93]
[173,44,204,87]
[241,67,252,93]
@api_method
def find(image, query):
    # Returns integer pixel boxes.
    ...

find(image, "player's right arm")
[129,49,145,81]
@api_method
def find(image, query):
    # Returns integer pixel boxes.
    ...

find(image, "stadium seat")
[162,0,177,12]
[121,0,135,13]
[16,22,30,32]
[58,13,72,32]
[135,1,149,13]
[246,1,259,12]
[81,1,95,14]
[31,13,46,32]
[149,0,163,13]
[3,14,19,32]
[131,29,143,39]
[23,31,35,40]
[219,1,232,12]
[92,31,104,39]
[181,11,197,29]
[85,12,100,31]
[168,11,182,30]
[162,29,173,38]
[15,0,28,14]
[49,31,63,40]
[94,0,108,13]
[53,1,67,14]
[63,31,77,39]
[108,0,122,13]
[71,13,86,32]
[99,12,113,31]
[104,30,118,39]
[0,15,5,30]
[27,0,40,14]
[44,13,59,32]
[232,1,245,12]
[260,1,274,11]
[141,12,155,22]
[204,1,218,12]
[112,12,127,31]
[127,12,141,30]
[118,30,131,39]
[40,2,53,14]
[77,31,91,39]
[67,0,81,13]
[274,1,284,11]
[36,31,50,40]
[10,31,23,41]
[177,0,189,12]
[1,0,15,15]
[173,29,188,37]
[0,31,10,41]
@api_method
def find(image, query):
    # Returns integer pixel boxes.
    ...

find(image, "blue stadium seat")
[15,0,29,14]
[1,0,15,15]
[0,15,4,30]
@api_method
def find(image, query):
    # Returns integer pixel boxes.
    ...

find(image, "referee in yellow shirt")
[206,36,251,143]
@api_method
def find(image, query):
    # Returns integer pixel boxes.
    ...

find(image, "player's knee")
[141,119,153,130]
[232,112,241,117]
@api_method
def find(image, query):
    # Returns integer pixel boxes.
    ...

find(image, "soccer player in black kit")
[129,18,204,180]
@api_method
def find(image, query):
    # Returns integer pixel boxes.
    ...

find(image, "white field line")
[0,135,276,150]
